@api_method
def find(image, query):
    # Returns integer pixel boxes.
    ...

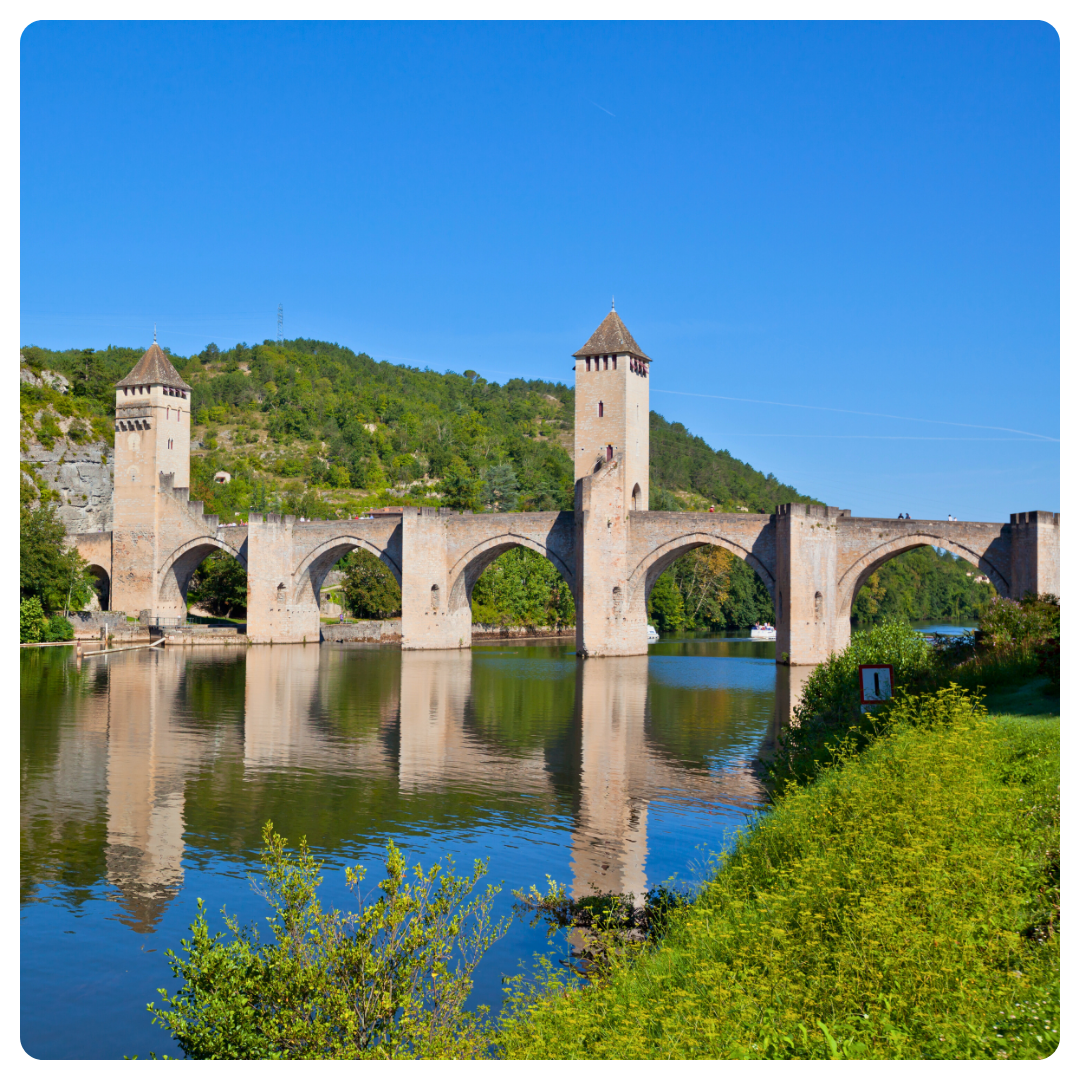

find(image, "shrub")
[792,620,932,730]
[20,597,46,643]
[980,594,1059,649]
[45,614,74,641]
[148,823,509,1059]
[1035,638,1059,693]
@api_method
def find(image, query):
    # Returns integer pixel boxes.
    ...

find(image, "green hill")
[19,337,816,521]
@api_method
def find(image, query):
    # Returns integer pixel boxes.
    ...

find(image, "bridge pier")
[400,508,472,650]
[575,457,648,657]
[775,503,852,665]
[1009,511,1060,600]
[246,514,322,644]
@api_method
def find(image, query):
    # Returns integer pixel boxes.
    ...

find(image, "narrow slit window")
[612,356,617,370]
[598,401,604,418]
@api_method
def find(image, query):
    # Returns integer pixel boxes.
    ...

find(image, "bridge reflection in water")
[23,639,800,943]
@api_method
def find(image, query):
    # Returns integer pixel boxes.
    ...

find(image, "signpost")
[858,663,894,713]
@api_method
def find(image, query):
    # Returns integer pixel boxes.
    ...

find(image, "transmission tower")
[277,303,283,344]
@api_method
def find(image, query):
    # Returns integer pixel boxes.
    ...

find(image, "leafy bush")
[187,551,248,618]
[45,614,74,641]
[20,499,94,613]
[20,597,46,643]
[980,594,1059,648]
[791,620,932,731]
[514,878,692,976]
[149,823,509,1059]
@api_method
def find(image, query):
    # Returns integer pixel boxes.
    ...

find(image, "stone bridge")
[64,325,1058,665]
[70,455,1059,664]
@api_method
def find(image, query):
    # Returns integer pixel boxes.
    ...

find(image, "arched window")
[431,584,440,611]
[276,583,286,604]
[632,483,641,510]
[606,444,613,461]
[598,401,604,418]
[814,591,823,620]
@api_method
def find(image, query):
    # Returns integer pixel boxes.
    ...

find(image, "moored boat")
[750,623,776,641]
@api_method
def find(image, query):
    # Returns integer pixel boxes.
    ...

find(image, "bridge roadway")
[70,457,1059,664]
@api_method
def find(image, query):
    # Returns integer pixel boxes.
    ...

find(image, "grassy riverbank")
[497,686,1059,1059]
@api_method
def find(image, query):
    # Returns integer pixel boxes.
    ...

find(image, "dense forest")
[19,338,990,629]
[851,546,995,626]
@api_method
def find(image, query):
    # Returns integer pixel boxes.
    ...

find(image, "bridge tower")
[110,342,193,615]
[574,310,653,655]
[573,308,652,513]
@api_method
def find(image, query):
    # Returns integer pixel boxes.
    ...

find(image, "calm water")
[21,635,796,1059]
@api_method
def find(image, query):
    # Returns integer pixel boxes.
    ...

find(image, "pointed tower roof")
[573,310,652,362]
[115,342,192,391]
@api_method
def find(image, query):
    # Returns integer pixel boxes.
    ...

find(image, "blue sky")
[21,20,1059,520]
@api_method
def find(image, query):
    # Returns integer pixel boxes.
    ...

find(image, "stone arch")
[836,533,1009,617]
[291,534,403,607]
[627,532,777,609]
[86,563,110,610]
[446,533,577,616]
[157,536,248,612]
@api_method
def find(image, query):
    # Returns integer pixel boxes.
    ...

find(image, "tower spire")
[153,323,157,344]
[611,296,615,312]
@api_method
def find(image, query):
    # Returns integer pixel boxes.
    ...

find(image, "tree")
[148,822,509,1059]
[648,572,686,631]
[671,546,734,626]
[20,597,46,643]
[20,500,93,613]
[340,549,402,619]
[470,547,575,628]
[480,463,519,513]
[188,552,248,618]
[440,465,481,512]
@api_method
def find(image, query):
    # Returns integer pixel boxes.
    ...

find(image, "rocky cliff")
[22,437,115,532]
[21,363,114,533]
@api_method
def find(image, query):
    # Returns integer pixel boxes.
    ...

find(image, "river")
[21,634,807,1058]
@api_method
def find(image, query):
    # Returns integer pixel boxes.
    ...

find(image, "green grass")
[497,689,1059,1060]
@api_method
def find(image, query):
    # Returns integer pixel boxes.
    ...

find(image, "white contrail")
[717,434,1052,442]
[652,388,1058,442]
[590,101,616,116]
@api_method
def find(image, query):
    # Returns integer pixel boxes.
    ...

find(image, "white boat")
[647,625,660,643]
[750,624,777,641]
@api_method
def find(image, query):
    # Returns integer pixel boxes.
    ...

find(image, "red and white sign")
[858,664,894,706]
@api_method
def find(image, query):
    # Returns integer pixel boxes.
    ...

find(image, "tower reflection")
[572,656,650,900]
[40,640,775,933]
